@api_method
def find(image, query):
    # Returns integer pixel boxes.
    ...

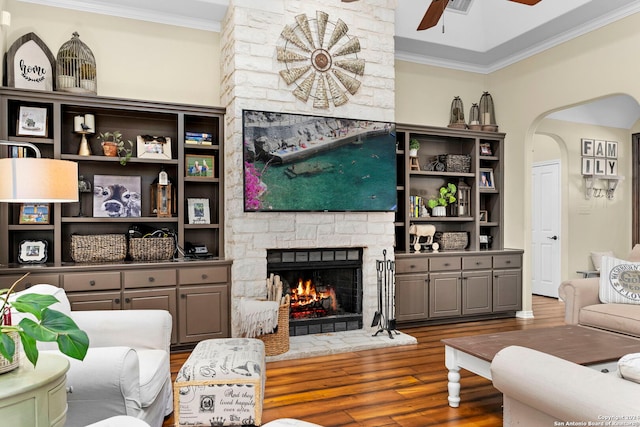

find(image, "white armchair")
[11,284,173,427]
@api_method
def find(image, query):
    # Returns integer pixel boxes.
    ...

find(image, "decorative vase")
[432,206,446,217]
[101,141,118,157]
[0,332,21,374]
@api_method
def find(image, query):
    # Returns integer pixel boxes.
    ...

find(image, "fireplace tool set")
[373,249,399,338]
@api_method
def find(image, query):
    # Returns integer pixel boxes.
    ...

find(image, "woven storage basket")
[439,154,471,173]
[129,237,175,261]
[434,231,469,250]
[0,332,20,374]
[257,302,290,356]
[70,234,126,262]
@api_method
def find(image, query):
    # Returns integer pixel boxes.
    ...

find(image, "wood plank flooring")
[164,295,565,427]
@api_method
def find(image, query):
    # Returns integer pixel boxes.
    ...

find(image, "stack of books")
[185,132,213,145]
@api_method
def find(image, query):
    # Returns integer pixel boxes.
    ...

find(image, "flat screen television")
[243,109,397,212]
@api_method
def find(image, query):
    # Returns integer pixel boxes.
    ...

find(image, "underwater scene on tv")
[243,110,397,212]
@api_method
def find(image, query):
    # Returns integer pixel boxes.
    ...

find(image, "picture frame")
[187,198,211,224]
[19,203,50,224]
[479,168,495,189]
[186,154,215,178]
[479,210,488,223]
[479,142,493,156]
[18,239,48,264]
[136,135,172,160]
[93,175,142,218]
[17,105,48,137]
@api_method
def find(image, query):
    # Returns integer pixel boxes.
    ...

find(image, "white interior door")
[531,161,561,297]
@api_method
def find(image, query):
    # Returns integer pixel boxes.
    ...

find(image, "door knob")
[548,235,558,240]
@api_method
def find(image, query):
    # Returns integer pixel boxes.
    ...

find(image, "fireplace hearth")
[267,248,363,336]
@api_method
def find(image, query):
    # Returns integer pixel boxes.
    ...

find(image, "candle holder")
[74,114,94,156]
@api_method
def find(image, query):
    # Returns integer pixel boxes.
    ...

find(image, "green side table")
[0,353,70,427]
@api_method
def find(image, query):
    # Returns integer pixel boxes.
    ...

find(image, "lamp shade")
[0,158,79,203]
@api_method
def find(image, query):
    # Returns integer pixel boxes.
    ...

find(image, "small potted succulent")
[409,139,420,157]
[427,183,457,217]
[98,131,133,165]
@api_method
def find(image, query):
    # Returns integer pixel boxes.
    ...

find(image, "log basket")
[257,297,290,356]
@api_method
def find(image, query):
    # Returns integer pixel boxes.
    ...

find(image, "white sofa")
[491,346,639,425]
[12,284,173,427]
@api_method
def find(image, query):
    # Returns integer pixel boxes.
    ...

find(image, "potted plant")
[98,131,133,165]
[427,183,457,217]
[409,139,420,157]
[0,273,89,370]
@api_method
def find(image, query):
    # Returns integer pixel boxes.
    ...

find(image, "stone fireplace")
[220,0,396,337]
[267,248,363,335]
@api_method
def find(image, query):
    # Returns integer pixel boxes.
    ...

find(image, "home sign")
[5,32,55,91]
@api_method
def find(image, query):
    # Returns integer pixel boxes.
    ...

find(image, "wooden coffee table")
[441,325,640,407]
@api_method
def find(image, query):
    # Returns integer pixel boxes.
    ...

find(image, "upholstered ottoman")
[174,338,266,426]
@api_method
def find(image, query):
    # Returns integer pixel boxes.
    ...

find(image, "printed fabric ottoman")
[174,338,266,426]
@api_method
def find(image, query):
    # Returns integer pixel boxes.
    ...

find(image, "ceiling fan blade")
[417,0,450,31]
[508,0,542,5]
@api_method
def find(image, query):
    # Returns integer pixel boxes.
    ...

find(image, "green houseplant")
[98,131,133,166]
[0,274,89,368]
[427,183,457,217]
[409,138,420,156]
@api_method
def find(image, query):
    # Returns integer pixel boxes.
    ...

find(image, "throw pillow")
[590,250,614,271]
[618,353,640,384]
[599,256,640,304]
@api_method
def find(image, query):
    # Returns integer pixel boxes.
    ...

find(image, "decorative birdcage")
[479,91,497,131]
[468,103,481,131]
[448,96,467,129]
[56,32,97,94]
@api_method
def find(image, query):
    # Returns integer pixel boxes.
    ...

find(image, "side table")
[0,353,70,427]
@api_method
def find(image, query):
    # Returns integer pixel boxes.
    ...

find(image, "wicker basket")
[257,302,290,356]
[439,154,471,173]
[129,237,175,261]
[434,231,469,250]
[70,234,127,262]
[0,332,20,374]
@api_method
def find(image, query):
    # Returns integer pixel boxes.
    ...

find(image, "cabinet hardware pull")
[89,280,96,286]
[114,298,120,303]
[202,274,208,280]
[506,260,511,264]
[125,298,131,303]
[476,262,481,265]
[181,294,186,298]
[148,277,155,282]
[444,263,450,266]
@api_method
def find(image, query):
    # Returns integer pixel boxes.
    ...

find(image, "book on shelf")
[185,132,213,145]
[410,195,425,218]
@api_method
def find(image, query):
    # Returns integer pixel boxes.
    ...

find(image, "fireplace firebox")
[266,248,363,336]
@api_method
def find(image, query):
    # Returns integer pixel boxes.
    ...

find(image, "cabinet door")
[493,269,522,312]
[395,273,428,323]
[67,291,122,311]
[428,272,461,318]
[124,288,178,344]
[178,284,229,343]
[462,271,492,315]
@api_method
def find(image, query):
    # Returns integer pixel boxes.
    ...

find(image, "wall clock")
[277,11,364,108]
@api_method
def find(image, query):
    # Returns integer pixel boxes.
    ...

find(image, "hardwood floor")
[164,295,565,427]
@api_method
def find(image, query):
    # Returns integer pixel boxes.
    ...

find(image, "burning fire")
[290,278,338,315]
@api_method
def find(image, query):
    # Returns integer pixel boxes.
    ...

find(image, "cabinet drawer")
[123,269,177,288]
[493,255,522,269]
[463,256,492,270]
[430,257,461,271]
[395,258,429,274]
[63,272,121,292]
[179,266,228,285]
[0,273,60,290]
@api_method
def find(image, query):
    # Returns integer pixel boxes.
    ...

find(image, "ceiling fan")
[418,0,542,30]
[341,0,542,31]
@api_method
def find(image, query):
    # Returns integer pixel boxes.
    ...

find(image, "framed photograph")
[187,198,211,224]
[93,175,142,218]
[136,135,172,160]
[17,105,48,137]
[18,240,48,264]
[479,210,488,223]
[479,142,493,156]
[479,168,495,189]
[19,203,50,224]
[186,154,214,178]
